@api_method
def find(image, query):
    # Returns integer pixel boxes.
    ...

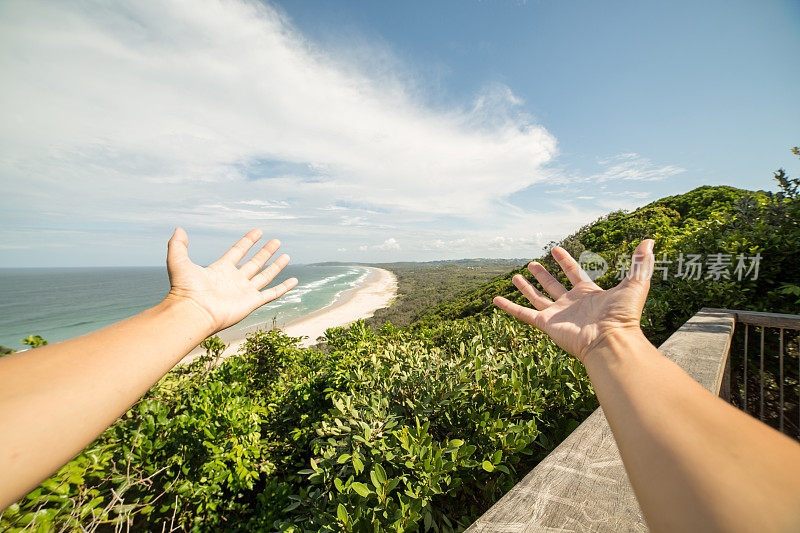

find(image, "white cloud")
[341,216,368,227]
[192,203,298,221]
[587,153,685,183]
[0,1,683,266]
[0,0,556,226]
[374,238,400,251]
[239,200,290,208]
[417,231,546,253]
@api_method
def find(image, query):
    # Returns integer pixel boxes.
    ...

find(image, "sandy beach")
[178,266,397,365]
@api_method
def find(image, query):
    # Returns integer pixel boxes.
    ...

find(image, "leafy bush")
[21,335,48,349]
[0,314,595,532]
[282,316,595,531]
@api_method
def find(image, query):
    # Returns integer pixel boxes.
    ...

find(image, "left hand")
[164,228,298,333]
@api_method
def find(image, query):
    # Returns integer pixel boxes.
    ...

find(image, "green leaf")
[374,463,387,484]
[424,510,433,531]
[351,482,371,497]
[482,460,495,472]
[449,439,465,448]
[386,477,400,493]
[284,501,301,512]
[353,455,364,474]
[337,503,349,524]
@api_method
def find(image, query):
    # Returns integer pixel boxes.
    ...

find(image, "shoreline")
[178,266,397,365]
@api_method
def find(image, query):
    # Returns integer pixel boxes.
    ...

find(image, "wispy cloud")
[587,153,685,183]
[239,200,290,208]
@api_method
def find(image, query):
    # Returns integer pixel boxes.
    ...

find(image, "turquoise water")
[0,265,370,351]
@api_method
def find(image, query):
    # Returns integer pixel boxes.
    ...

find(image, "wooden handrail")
[704,308,800,330]
[466,308,737,532]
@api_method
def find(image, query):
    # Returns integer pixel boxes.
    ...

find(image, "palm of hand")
[165,228,298,333]
[533,282,646,360]
[494,240,653,362]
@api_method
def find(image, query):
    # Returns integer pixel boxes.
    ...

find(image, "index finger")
[493,296,540,327]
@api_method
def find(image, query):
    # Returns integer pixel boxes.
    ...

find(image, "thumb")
[167,227,190,269]
[625,239,655,286]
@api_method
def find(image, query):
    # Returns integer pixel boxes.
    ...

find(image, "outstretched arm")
[495,240,800,532]
[0,228,297,509]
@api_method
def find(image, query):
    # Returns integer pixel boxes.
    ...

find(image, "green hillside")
[367,259,524,327]
[420,182,800,344]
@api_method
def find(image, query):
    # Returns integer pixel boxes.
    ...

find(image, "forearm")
[0,296,214,508]
[584,330,800,532]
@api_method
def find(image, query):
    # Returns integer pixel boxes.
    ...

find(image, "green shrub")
[1,314,595,532]
[281,314,595,531]
[21,335,48,349]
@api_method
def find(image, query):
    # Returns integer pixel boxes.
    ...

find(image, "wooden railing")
[708,309,800,436]
[466,307,800,532]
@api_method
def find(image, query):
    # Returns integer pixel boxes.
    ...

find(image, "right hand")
[164,228,298,334]
[494,240,655,363]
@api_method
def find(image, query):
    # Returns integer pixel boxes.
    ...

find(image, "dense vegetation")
[1,316,595,531]
[366,259,523,328]
[3,148,798,531]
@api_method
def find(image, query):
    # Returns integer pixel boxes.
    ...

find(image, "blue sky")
[1,0,798,267]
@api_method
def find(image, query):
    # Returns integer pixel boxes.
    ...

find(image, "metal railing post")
[760,327,765,422]
[743,325,748,413]
[779,328,784,433]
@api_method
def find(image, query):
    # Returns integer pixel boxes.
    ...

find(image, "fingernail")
[647,239,655,252]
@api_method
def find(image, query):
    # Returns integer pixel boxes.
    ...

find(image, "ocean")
[0,265,371,351]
